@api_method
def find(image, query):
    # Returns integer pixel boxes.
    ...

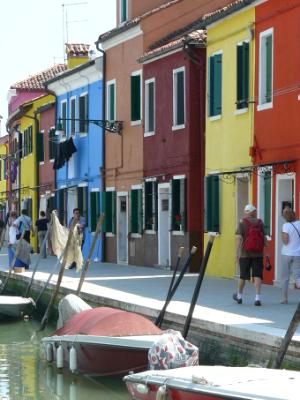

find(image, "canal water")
[0,319,129,400]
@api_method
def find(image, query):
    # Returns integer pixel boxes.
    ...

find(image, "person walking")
[13,209,35,244]
[280,207,300,304]
[8,211,18,267]
[234,204,267,306]
[35,211,49,258]
[67,208,86,270]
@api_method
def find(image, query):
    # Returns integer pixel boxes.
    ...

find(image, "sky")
[0,0,116,129]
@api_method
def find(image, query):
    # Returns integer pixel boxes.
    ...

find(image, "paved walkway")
[0,250,300,342]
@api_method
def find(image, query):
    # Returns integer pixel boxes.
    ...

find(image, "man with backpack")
[233,204,267,306]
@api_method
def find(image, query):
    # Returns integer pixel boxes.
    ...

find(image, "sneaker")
[233,293,242,304]
[254,300,261,306]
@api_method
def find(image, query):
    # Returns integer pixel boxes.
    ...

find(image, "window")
[90,191,100,232]
[107,80,116,121]
[131,71,141,123]
[208,52,222,117]
[258,170,272,236]
[173,67,185,128]
[144,181,157,230]
[120,0,128,23]
[48,128,56,160]
[171,178,186,231]
[37,131,44,163]
[144,78,155,135]
[78,186,88,222]
[258,28,273,109]
[61,101,67,137]
[236,41,249,109]
[23,126,33,156]
[70,97,76,135]
[79,93,88,133]
[101,190,116,233]
[205,175,220,232]
[131,188,143,234]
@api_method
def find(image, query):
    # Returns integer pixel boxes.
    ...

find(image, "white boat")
[124,365,300,400]
[0,295,35,319]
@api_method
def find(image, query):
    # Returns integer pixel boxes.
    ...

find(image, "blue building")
[46,56,104,261]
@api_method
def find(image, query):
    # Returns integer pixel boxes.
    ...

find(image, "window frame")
[144,78,155,136]
[258,27,274,111]
[172,66,186,131]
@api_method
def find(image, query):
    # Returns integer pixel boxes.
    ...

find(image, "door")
[117,194,128,263]
[275,174,295,283]
[158,184,170,267]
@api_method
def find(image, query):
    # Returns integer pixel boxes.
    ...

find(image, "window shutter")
[90,191,100,232]
[79,95,88,133]
[145,182,152,230]
[138,189,143,234]
[29,126,33,154]
[112,191,116,234]
[214,54,222,116]
[148,81,154,132]
[131,189,138,233]
[19,133,23,159]
[48,129,56,160]
[37,132,44,163]
[176,71,185,125]
[208,57,214,117]
[265,35,272,103]
[109,84,115,121]
[121,0,127,22]
[243,42,249,108]
[205,175,220,232]
[58,189,66,225]
[71,98,76,134]
[101,191,107,233]
[264,172,271,236]
[131,75,141,121]
[171,179,181,231]
[78,187,88,221]
[237,44,243,109]
[180,178,186,232]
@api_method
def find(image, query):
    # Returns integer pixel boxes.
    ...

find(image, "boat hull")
[0,296,34,319]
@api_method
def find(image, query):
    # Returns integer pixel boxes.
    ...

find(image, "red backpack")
[243,218,264,253]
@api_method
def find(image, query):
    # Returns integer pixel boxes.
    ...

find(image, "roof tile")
[11,64,67,90]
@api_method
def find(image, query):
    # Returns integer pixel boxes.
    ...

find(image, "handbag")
[265,255,272,271]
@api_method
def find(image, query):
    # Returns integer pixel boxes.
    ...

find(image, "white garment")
[281,220,300,256]
[9,226,18,245]
[50,212,83,271]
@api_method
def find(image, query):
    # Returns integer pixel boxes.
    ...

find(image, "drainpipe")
[95,40,106,262]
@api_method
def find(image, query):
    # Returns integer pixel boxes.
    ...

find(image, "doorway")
[117,193,128,264]
[158,183,170,267]
[275,173,295,283]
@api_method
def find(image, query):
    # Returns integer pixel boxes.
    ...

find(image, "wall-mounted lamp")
[56,118,123,135]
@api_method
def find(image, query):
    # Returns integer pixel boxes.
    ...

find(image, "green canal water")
[0,319,129,400]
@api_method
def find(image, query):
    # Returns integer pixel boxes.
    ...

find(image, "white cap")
[244,204,256,213]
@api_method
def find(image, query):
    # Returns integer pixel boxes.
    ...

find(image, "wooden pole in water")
[0,230,26,294]
[24,214,54,298]
[272,301,300,369]
[39,219,77,331]
[183,234,215,339]
[75,214,104,295]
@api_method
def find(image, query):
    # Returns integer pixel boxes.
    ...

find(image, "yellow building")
[205,5,256,277]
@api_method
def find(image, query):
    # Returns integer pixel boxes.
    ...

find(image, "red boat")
[41,307,162,376]
[124,365,300,400]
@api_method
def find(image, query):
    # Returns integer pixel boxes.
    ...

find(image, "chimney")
[66,44,90,69]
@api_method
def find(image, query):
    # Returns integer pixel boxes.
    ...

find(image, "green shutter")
[148,82,154,132]
[49,129,56,160]
[138,189,143,234]
[112,191,116,234]
[19,133,23,159]
[180,178,186,231]
[208,57,214,117]
[131,75,141,121]
[237,42,249,109]
[121,0,127,22]
[90,191,100,232]
[172,179,181,231]
[145,182,153,230]
[79,95,88,133]
[265,35,272,103]
[101,191,107,233]
[264,172,271,236]
[176,71,185,125]
[205,176,220,232]
[131,189,138,233]
[109,84,115,121]
[37,132,44,162]
[214,54,222,116]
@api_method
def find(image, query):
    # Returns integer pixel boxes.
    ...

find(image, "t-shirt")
[236,217,265,258]
[35,218,49,232]
[14,215,32,233]
[281,220,300,256]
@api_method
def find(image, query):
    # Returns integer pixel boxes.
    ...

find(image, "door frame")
[275,173,295,283]
[117,191,128,264]
[158,182,171,267]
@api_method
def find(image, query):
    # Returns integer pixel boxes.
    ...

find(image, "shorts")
[239,257,263,280]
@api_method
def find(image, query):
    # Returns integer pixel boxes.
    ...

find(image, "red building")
[253,0,300,284]
[140,30,206,270]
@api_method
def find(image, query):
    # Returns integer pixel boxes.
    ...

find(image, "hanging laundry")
[53,137,77,170]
